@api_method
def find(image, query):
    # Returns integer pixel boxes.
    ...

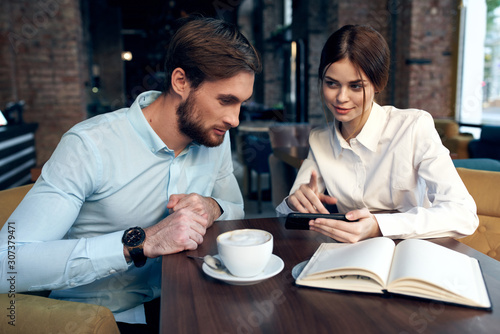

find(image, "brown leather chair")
[434,119,473,159]
[0,184,120,334]
[456,167,500,261]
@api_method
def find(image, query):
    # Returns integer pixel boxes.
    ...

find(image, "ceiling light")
[121,51,133,61]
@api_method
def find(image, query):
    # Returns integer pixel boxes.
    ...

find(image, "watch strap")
[129,246,147,268]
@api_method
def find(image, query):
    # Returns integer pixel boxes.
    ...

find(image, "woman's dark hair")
[163,17,262,92]
[318,25,390,93]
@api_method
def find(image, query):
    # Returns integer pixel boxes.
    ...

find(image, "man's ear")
[171,68,189,97]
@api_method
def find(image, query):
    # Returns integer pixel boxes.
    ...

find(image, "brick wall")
[0,0,87,165]
[403,0,458,117]
[259,0,460,123]
[261,0,285,114]
[338,0,392,108]
[305,0,333,125]
[323,0,458,117]
[0,1,18,106]
[0,0,461,167]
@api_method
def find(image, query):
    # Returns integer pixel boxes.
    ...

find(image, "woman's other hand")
[310,207,382,243]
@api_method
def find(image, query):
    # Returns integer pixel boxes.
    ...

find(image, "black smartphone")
[285,212,349,230]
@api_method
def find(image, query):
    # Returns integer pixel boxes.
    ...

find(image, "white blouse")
[276,103,478,239]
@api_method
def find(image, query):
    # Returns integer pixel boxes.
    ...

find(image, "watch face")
[124,228,145,247]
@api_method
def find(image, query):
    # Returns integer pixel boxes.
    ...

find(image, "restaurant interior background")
[1,0,500,215]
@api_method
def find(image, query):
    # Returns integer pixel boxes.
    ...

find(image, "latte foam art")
[219,230,270,246]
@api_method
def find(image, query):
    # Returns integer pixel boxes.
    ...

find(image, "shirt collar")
[331,121,343,158]
[127,91,171,154]
[355,102,386,152]
[331,102,387,155]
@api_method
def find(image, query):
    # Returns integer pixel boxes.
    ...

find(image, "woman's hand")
[286,171,337,213]
[309,208,382,243]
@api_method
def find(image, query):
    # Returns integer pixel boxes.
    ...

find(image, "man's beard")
[176,92,225,147]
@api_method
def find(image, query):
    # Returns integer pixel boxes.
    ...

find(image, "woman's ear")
[170,68,188,97]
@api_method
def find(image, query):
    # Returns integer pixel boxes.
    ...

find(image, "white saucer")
[291,260,309,280]
[202,254,284,286]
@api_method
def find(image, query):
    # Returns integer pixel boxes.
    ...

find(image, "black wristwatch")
[122,226,147,268]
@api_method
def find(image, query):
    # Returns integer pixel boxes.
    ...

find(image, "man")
[0,17,261,332]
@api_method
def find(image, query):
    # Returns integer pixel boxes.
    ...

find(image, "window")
[457,0,500,137]
[483,0,500,126]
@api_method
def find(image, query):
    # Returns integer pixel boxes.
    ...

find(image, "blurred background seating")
[456,167,500,262]
[268,123,313,207]
[434,118,474,159]
[453,158,500,172]
[468,125,500,161]
[240,134,273,213]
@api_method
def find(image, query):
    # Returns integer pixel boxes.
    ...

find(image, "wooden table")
[160,217,500,333]
[272,146,309,169]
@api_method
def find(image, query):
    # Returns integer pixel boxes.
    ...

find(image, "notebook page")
[299,237,396,286]
[388,239,490,307]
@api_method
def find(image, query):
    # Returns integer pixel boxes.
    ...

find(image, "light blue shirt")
[0,91,244,322]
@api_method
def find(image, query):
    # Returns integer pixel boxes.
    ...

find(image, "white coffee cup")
[217,229,273,277]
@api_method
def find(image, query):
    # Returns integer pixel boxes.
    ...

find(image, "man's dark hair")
[163,17,261,92]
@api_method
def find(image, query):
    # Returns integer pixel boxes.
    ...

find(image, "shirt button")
[69,282,76,287]
[151,147,155,152]
[109,269,116,274]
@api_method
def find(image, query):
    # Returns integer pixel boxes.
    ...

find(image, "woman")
[276,25,478,243]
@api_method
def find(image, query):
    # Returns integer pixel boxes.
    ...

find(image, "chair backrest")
[294,124,314,146]
[0,293,120,333]
[468,125,500,160]
[453,158,500,172]
[456,167,500,261]
[434,118,459,139]
[268,123,313,148]
[480,125,500,143]
[240,135,273,173]
[0,183,33,229]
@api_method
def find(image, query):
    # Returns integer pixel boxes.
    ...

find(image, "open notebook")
[296,237,491,310]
